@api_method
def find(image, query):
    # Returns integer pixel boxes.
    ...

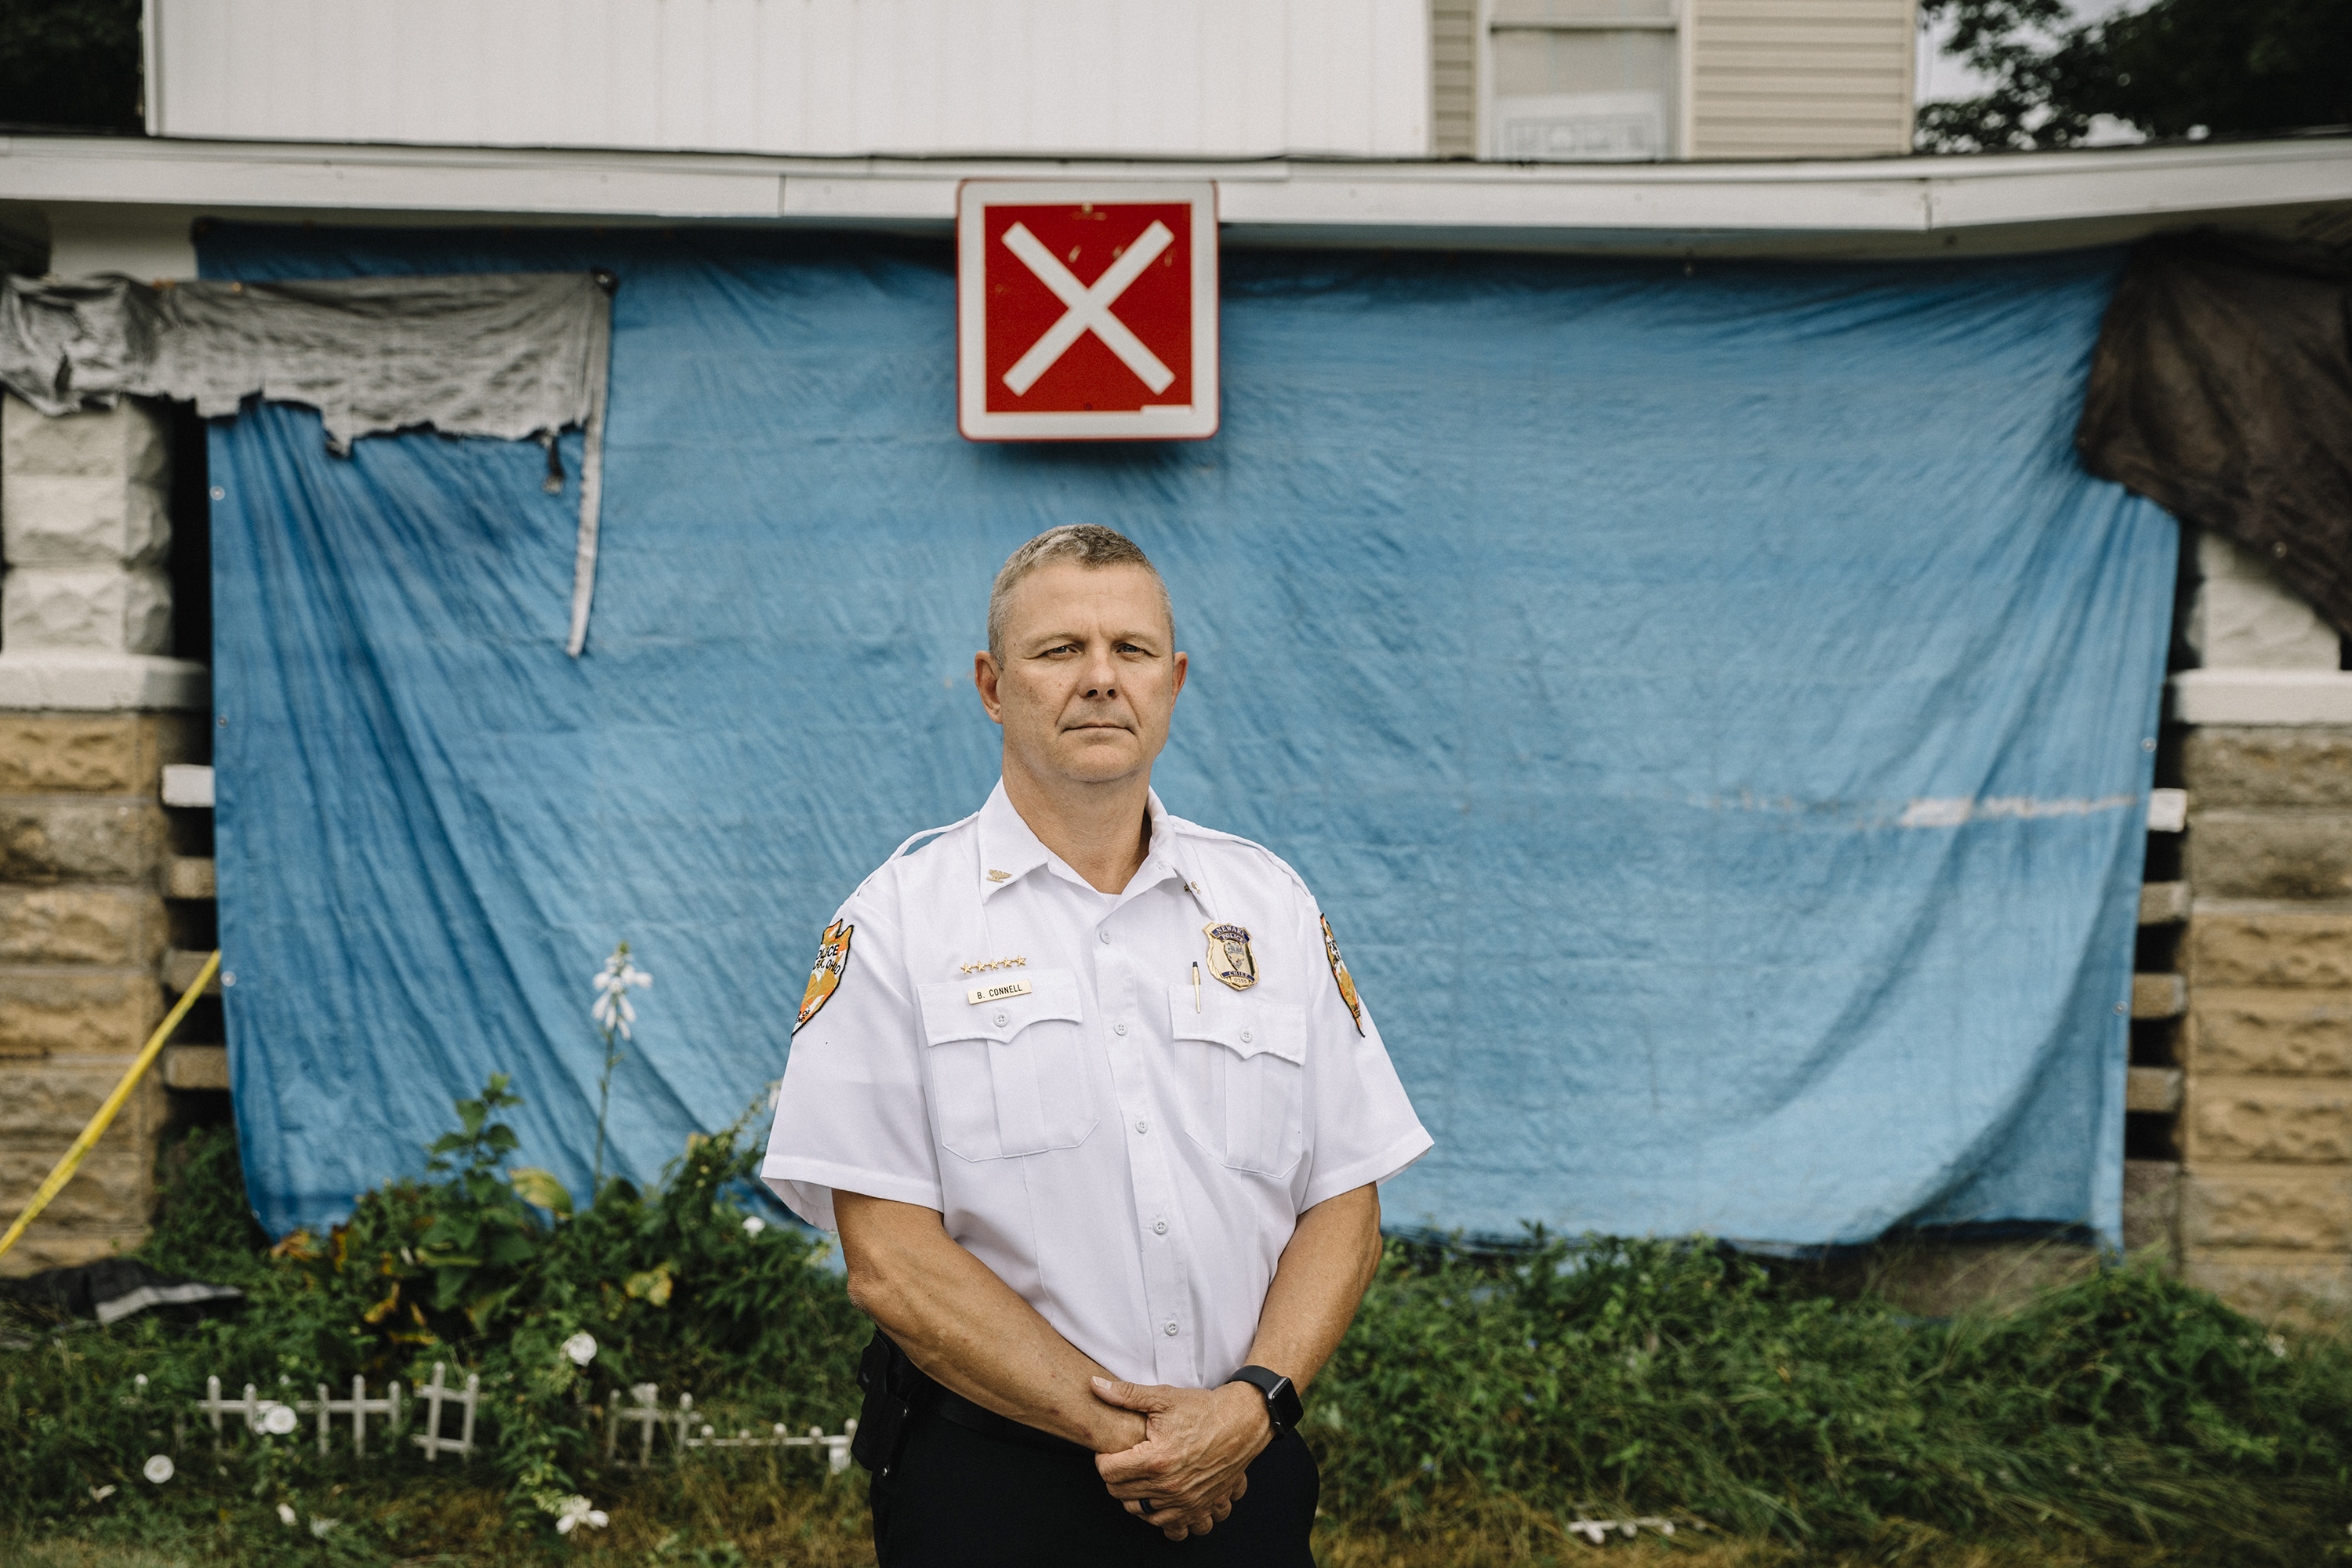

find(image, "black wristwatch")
[1225,1365,1303,1439]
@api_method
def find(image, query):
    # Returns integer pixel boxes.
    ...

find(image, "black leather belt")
[927,1384,1093,1457]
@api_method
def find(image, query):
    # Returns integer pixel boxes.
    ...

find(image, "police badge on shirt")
[1203,923,1258,990]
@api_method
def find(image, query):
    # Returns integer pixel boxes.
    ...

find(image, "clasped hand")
[1091,1375,1270,1541]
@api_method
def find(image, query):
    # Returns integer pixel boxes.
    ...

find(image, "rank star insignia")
[1203,923,1258,991]
[794,920,853,1033]
[1321,914,1364,1036]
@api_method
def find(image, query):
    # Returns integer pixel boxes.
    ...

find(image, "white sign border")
[957,180,1219,442]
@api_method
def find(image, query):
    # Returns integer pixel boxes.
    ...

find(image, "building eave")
[2,132,2347,259]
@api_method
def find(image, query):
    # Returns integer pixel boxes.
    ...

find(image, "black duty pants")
[871,1403,1319,1567]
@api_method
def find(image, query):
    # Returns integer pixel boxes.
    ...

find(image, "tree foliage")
[0,0,143,133]
[1918,0,2352,153]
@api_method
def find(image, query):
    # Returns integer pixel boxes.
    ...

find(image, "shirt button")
[1240,1029,1253,1044]
[1113,1022,1127,1036]
[1163,1321,1179,1337]
[1152,1220,1168,1236]
[1099,930,1112,944]
[993,1011,1008,1027]
[1135,1120,1149,1134]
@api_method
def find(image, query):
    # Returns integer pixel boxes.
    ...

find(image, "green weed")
[2,1078,866,1544]
[1310,1233,2352,1560]
[5,1081,2350,1564]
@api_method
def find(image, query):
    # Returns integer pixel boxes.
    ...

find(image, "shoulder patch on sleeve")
[794,920,854,1034]
[1320,914,1365,1036]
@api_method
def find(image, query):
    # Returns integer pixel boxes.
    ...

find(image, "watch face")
[1232,1366,1303,1431]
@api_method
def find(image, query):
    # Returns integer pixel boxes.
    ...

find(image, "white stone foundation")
[0,394,205,711]
[2170,533,2352,728]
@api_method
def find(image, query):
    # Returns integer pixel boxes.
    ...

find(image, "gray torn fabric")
[0,272,615,655]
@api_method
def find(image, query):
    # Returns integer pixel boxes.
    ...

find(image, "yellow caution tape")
[0,949,223,1263]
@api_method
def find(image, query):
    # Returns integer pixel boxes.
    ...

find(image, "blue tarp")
[201,227,2172,1249]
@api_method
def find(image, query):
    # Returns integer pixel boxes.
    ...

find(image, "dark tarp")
[0,1258,244,1326]
[2077,237,2352,637]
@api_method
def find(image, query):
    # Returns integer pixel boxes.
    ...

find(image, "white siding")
[1686,0,1915,160]
[1429,0,1476,157]
[147,0,1431,158]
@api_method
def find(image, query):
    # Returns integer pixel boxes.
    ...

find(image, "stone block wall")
[0,713,203,1269]
[0,394,211,1276]
[2178,731,2352,1316]
[0,400,175,656]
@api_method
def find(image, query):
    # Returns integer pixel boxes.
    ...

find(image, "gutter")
[2,132,2347,259]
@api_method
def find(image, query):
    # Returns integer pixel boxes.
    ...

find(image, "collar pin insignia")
[986,869,1011,883]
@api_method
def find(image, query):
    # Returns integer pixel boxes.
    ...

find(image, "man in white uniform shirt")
[764,525,1430,1565]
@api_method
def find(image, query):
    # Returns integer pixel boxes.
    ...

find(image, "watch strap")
[1226,1364,1303,1436]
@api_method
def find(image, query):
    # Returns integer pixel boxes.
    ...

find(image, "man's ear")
[974,651,1006,724]
[1171,650,1187,699]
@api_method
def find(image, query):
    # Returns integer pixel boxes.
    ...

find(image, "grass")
[0,1468,2308,1568]
[6,1098,2352,1566]
[1,1457,874,1568]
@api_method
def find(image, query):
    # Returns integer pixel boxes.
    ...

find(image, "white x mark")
[1000,220,1176,397]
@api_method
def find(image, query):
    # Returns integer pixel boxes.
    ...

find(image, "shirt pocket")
[1166,985,1307,1178]
[916,968,1097,1161]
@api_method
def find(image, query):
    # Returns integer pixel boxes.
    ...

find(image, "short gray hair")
[986,525,1174,663]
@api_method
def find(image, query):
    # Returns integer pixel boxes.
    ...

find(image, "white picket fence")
[183,1367,851,1474]
[411,1363,481,1461]
[604,1384,856,1474]
[197,1363,477,1459]
[307,1377,404,1457]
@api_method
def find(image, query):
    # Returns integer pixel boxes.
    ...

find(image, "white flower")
[551,1495,610,1534]
[2268,1334,2289,1359]
[310,1517,338,1537]
[90,1485,117,1502]
[143,1455,174,1484]
[278,1503,298,1526]
[742,1216,766,1236]
[562,1331,599,1367]
[260,1403,299,1436]
[590,944,652,1040]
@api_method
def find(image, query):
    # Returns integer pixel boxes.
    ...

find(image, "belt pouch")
[851,1329,927,1477]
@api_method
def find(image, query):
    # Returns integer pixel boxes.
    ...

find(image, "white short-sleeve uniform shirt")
[762,781,1432,1390]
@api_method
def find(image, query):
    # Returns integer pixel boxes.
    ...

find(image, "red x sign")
[958,181,1218,441]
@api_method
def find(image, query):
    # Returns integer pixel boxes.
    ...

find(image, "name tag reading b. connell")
[967,978,1034,1006]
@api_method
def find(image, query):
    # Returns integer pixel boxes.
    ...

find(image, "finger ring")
[1142,1498,1160,1514]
